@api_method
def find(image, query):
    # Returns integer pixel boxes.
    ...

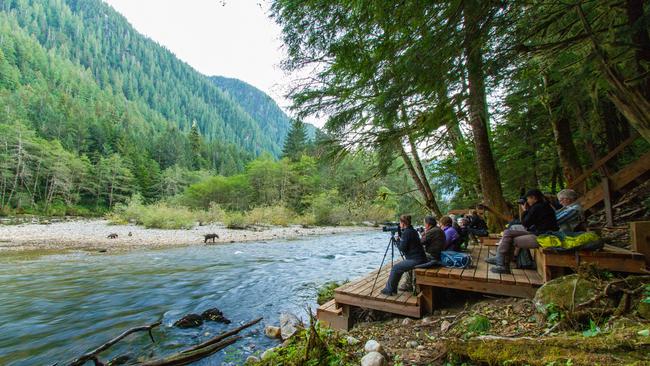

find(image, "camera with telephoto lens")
[517,197,527,205]
[416,226,425,234]
[382,222,401,235]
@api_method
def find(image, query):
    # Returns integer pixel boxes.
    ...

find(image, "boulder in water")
[201,308,231,324]
[264,325,281,339]
[173,313,203,328]
[279,312,303,340]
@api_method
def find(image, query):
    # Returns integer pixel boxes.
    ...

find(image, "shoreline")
[0,219,373,253]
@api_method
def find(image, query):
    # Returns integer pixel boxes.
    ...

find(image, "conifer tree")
[282,119,308,161]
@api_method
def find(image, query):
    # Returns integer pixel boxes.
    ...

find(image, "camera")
[517,197,527,205]
[382,222,401,235]
[416,226,425,234]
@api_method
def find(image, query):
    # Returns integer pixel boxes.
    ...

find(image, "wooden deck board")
[334,260,421,317]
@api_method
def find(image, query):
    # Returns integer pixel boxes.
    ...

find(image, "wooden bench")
[415,245,543,314]
[533,244,647,282]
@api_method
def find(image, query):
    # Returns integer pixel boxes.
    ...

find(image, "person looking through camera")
[380,214,427,296]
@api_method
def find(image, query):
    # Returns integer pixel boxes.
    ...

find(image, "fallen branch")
[180,317,262,354]
[68,321,161,366]
[140,336,240,366]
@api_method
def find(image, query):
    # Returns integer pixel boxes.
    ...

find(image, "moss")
[446,325,650,365]
[255,323,360,366]
[534,274,600,313]
[317,281,347,305]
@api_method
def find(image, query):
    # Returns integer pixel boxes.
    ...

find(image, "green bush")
[245,205,296,226]
[224,211,247,229]
[196,202,226,224]
[108,195,198,229]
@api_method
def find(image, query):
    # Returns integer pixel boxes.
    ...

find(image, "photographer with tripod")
[380,215,427,296]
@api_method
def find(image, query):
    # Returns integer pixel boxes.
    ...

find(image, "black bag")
[516,248,535,269]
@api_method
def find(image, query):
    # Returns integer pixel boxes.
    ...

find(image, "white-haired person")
[555,189,584,232]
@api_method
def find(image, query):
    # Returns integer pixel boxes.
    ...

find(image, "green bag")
[536,232,603,252]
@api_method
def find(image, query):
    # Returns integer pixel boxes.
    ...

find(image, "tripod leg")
[369,238,393,295]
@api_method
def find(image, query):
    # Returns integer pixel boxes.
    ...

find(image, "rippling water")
[0,230,389,365]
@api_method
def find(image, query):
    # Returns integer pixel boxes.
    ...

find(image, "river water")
[0,230,390,365]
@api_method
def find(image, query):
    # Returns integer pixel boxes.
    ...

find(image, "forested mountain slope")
[1,0,291,156]
[211,76,317,140]
[0,0,303,212]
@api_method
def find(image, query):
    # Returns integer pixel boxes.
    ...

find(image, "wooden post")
[630,221,650,268]
[602,178,614,227]
[420,285,434,315]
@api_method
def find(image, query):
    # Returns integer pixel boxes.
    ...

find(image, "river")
[0,230,390,365]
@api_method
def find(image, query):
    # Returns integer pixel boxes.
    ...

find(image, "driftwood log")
[67,317,263,366]
[68,321,161,366]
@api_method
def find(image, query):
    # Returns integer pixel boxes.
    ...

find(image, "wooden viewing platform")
[318,229,649,330]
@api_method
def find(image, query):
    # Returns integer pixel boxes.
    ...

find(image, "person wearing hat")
[486,189,558,274]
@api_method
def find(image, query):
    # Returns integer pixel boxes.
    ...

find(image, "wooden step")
[316,299,350,330]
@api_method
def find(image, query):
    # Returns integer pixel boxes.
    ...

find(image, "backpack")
[536,231,604,253]
[441,250,472,268]
[516,248,535,269]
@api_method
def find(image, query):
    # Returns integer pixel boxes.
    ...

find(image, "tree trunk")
[463,0,510,230]
[397,142,442,218]
[626,0,650,98]
[577,4,650,143]
[542,75,586,193]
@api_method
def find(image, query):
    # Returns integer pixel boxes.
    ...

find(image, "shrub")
[223,211,247,229]
[245,205,296,226]
[108,195,198,229]
[196,202,226,224]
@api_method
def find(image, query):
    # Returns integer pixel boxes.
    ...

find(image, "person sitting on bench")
[381,215,428,296]
[487,189,558,274]
[467,209,488,237]
[421,215,445,261]
[440,216,461,252]
[555,189,584,232]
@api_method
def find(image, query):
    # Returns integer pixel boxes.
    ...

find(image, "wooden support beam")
[568,132,638,190]
[602,177,614,227]
[578,150,650,211]
[630,221,650,268]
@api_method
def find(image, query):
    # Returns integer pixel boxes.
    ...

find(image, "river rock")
[416,345,426,351]
[401,317,413,326]
[534,274,600,313]
[264,325,281,339]
[279,312,302,340]
[173,313,203,328]
[201,308,231,324]
[245,355,260,364]
[361,351,386,366]
[364,339,383,353]
[440,320,452,333]
[346,335,360,345]
[420,316,434,325]
[406,340,418,348]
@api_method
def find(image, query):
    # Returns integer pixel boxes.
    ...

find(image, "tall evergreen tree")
[282,119,308,161]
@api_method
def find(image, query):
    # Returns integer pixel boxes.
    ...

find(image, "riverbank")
[0,219,372,252]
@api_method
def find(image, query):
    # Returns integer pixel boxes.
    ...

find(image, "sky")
[102,0,311,125]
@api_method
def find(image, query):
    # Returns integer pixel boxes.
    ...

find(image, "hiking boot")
[381,288,396,296]
[489,253,511,274]
[398,283,413,292]
[485,256,499,265]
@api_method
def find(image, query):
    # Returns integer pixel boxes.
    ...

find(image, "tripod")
[369,233,407,295]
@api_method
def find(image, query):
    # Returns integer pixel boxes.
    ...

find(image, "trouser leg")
[497,229,531,256]
[384,260,418,293]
